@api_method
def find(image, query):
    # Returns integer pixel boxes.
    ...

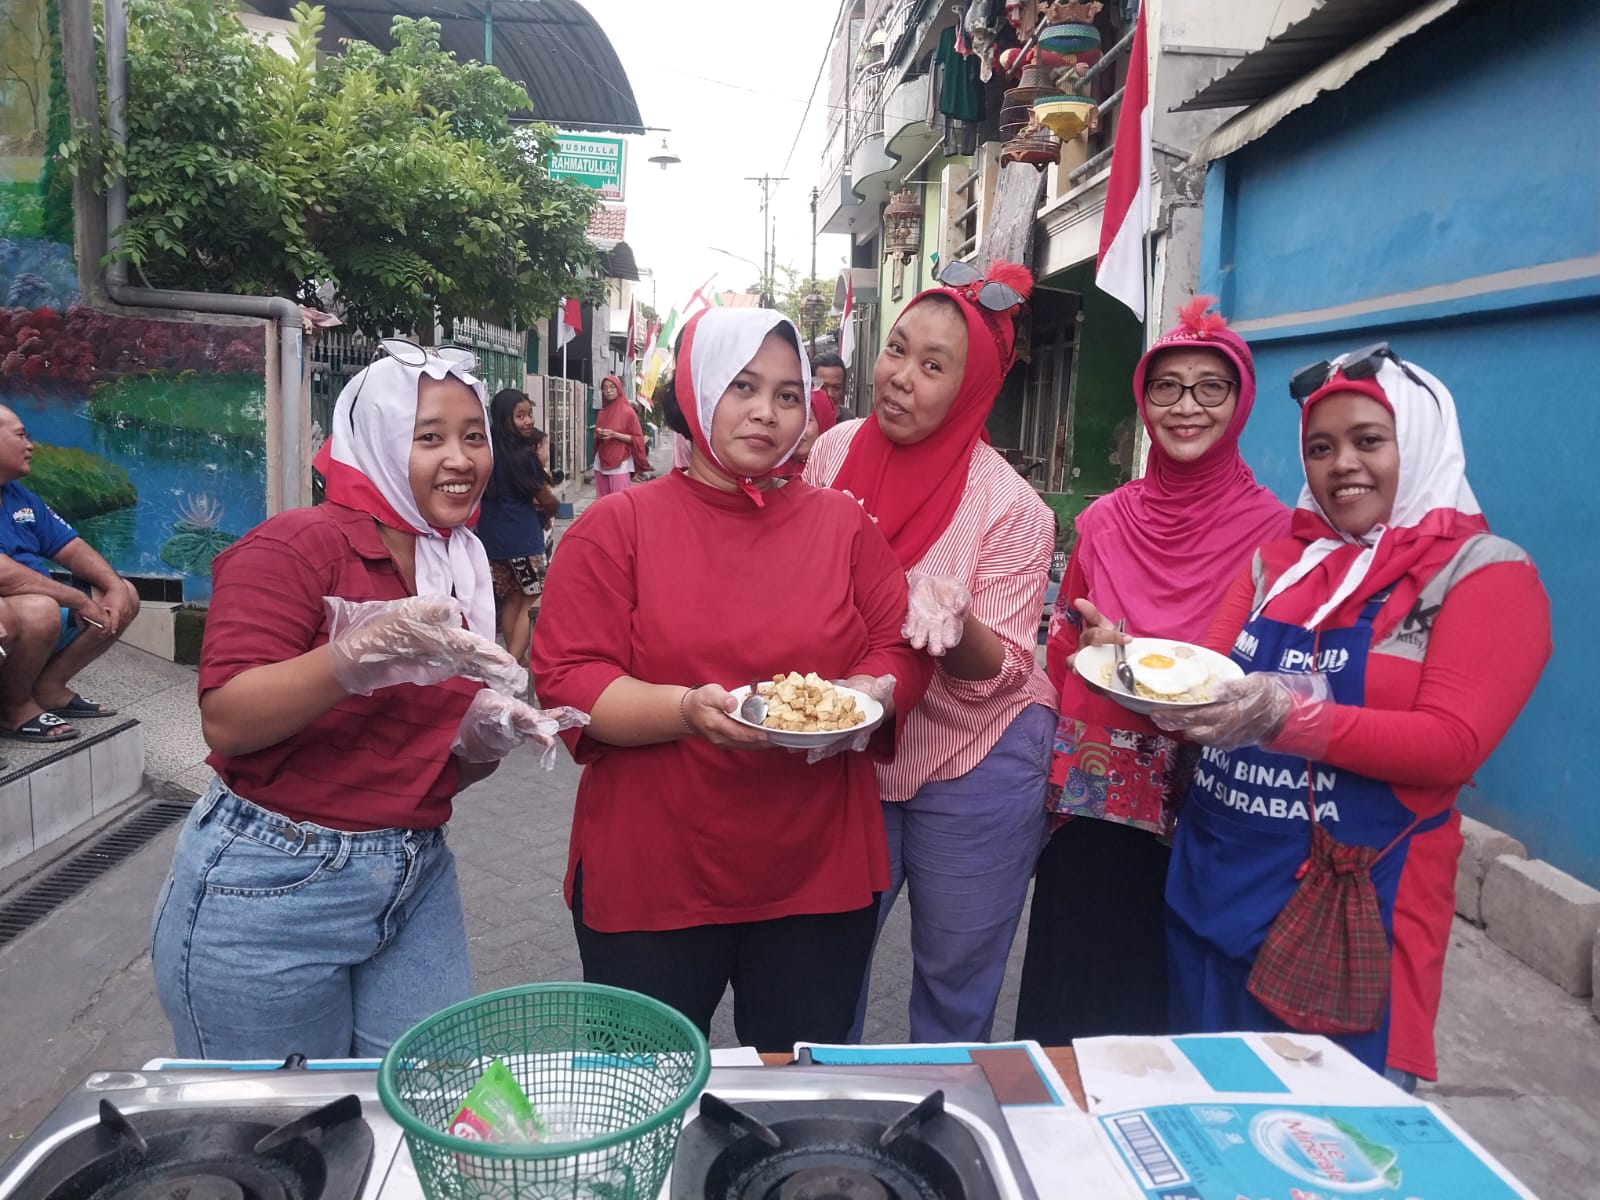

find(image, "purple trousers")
[853,703,1054,1042]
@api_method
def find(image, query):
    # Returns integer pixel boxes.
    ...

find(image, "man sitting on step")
[0,405,138,744]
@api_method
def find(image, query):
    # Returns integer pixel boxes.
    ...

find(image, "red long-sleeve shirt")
[531,473,932,933]
[1203,545,1551,1077]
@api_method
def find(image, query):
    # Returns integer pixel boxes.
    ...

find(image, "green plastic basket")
[378,983,711,1200]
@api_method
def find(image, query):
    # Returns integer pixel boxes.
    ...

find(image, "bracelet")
[678,686,695,732]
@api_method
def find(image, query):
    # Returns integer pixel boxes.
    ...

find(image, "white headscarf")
[681,308,811,482]
[1254,357,1482,629]
[320,354,497,638]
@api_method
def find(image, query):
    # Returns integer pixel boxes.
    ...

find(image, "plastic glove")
[325,596,528,697]
[801,674,896,765]
[903,572,972,656]
[450,689,591,767]
[1152,672,1334,755]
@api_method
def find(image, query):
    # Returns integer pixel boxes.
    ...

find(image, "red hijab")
[1075,297,1291,642]
[595,374,648,471]
[810,387,838,437]
[829,261,1033,568]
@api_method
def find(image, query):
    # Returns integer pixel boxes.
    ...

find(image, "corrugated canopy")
[595,240,639,281]
[1177,0,1450,112]
[1186,0,1469,165]
[252,0,643,131]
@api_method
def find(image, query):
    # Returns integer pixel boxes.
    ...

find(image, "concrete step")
[0,721,145,871]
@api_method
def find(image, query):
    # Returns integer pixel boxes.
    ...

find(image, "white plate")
[727,683,886,749]
[1074,637,1244,716]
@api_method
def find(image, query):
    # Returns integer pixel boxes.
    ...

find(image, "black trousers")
[570,866,879,1053]
[1013,817,1173,1044]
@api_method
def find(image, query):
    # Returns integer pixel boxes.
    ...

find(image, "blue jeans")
[151,777,473,1060]
[853,703,1054,1043]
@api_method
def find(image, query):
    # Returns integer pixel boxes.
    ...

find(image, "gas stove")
[0,1060,1039,1200]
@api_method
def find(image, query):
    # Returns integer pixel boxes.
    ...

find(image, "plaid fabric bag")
[1247,817,1417,1035]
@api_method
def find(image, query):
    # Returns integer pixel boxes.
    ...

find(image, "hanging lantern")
[882,189,923,264]
[801,289,826,327]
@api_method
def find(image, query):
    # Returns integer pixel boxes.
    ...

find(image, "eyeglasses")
[1145,377,1237,408]
[346,338,479,427]
[936,260,1025,312]
[1288,341,1437,408]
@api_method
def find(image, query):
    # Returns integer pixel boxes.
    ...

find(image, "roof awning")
[595,240,639,281]
[1186,0,1469,165]
[250,0,643,132]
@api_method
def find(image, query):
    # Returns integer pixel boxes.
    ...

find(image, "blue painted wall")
[1198,0,1600,883]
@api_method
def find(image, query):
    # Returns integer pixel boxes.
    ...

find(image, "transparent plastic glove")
[1152,672,1334,755]
[903,572,972,656]
[324,596,528,697]
[450,689,591,767]
[801,674,896,765]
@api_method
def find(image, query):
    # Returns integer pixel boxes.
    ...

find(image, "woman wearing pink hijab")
[1015,297,1291,1045]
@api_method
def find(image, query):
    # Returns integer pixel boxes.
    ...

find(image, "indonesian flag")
[1095,5,1151,320]
[838,272,856,368]
[556,297,582,349]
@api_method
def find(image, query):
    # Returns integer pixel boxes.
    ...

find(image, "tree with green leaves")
[67,0,603,334]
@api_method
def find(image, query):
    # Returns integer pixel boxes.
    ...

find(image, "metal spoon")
[738,680,768,724]
[1112,619,1137,694]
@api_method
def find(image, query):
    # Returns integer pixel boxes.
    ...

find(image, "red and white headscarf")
[312,354,497,638]
[1255,356,1487,631]
[829,260,1033,568]
[674,308,811,506]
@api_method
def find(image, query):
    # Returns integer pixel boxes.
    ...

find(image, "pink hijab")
[1075,297,1291,642]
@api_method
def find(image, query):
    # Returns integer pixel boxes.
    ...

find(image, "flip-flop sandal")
[48,693,118,719]
[3,712,80,743]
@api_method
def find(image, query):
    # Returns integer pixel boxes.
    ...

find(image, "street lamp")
[707,246,769,306]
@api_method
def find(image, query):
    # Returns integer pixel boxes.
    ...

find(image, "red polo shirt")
[198,502,480,832]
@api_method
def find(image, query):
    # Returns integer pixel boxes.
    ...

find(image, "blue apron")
[1165,593,1447,1071]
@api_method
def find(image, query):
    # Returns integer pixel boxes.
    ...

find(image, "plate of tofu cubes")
[729,671,886,749]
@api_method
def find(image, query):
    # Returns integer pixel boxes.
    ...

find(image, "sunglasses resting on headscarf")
[1288,341,1440,409]
[347,337,480,426]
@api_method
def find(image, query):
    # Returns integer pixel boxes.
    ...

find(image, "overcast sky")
[583,0,851,316]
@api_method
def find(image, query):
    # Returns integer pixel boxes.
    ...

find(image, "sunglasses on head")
[1288,341,1438,408]
[347,338,480,427]
[937,260,1025,312]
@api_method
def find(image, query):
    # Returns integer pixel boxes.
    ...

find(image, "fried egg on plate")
[1129,647,1209,697]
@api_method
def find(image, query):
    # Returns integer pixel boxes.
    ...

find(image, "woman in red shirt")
[531,309,931,1052]
[1157,346,1550,1086]
[152,345,577,1060]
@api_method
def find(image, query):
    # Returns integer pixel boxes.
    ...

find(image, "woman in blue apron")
[1156,346,1550,1085]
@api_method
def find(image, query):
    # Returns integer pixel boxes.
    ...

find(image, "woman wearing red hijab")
[532,309,931,1052]
[805,260,1058,1043]
[1015,298,1291,1045]
[592,374,649,497]
[1157,348,1549,1086]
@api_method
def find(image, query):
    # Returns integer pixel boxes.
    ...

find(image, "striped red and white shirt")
[806,420,1058,801]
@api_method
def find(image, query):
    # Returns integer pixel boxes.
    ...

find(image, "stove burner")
[127,1174,248,1200]
[6,1097,374,1200]
[670,1091,995,1200]
[777,1166,890,1200]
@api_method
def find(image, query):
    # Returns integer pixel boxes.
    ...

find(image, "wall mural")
[0,0,266,600]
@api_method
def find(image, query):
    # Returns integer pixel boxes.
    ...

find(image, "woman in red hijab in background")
[593,374,649,497]
[1014,298,1290,1046]
[778,388,838,479]
[805,260,1058,1044]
